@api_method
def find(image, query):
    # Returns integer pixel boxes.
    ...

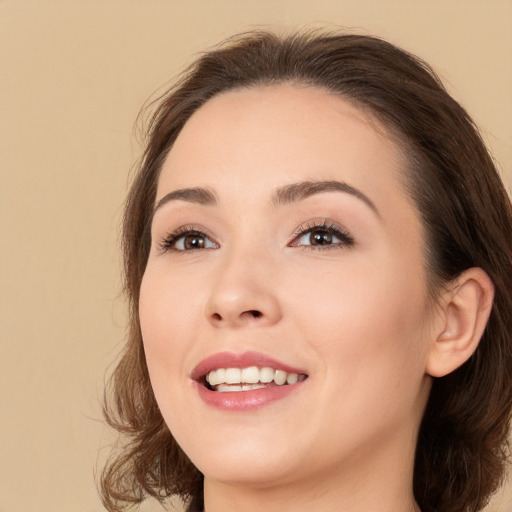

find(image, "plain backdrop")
[1,1,511,511]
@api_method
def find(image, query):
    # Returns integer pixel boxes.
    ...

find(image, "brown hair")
[101,31,512,512]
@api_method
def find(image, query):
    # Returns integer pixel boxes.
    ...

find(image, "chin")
[184,433,301,487]
[199,459,296,489]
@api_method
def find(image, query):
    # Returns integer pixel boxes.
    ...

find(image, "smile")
[205,366,307,392]
[192,351,309,410]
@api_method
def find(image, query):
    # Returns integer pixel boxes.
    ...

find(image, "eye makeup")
[158,224,219,253]
[289,218,355,250]
[157,217,354,254]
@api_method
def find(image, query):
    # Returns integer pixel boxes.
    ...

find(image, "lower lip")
[194,381,304,411]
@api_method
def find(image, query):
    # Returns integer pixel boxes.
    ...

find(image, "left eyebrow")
[271,180,380,217]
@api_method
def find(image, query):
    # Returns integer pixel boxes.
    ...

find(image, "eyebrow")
[271,180,380,216]
[153,180,379,216]
[154,187,218,213]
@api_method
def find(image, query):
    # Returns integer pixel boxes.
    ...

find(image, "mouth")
[192,351,309,408]
[202,366,308,392]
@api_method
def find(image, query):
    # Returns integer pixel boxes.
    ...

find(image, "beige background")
[1,1,511,511]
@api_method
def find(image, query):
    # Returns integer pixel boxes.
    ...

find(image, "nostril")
[211,310,261,321]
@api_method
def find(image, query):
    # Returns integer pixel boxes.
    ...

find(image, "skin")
[139,84,442,512]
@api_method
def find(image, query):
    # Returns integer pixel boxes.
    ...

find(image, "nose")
[205,250,282,328]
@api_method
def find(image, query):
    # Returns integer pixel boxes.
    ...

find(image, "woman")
[101,31,512,512]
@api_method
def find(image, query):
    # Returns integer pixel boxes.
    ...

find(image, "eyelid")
[157,224,219,253]
[289,218,354,248]
[155,218,353,253]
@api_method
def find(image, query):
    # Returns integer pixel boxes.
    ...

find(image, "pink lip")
[191,351,308,412]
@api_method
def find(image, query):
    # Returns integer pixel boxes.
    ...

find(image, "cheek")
[140,261,205,337]
[286,255,430,381]
[138,265,205,394]
[268,257,432,459]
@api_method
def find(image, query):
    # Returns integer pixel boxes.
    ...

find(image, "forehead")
[157,84,414,221]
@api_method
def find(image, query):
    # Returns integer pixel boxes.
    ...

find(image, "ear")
[426,267,494,378]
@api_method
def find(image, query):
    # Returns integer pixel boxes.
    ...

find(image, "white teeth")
[274,370,287,385]
[216,383,267,393]
[207,368,225,386]
[241,366,260,384]
[215,368,226,385]
[225,368,241,384]
[205,366,306,391]
[217,384,243,392]
[260,367,275,383]
[286,373,298,385]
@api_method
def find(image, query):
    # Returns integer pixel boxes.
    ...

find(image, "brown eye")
[161,230,218,252]
[291,222,354,250]
[309,229,333,246]
[183,234,207,250]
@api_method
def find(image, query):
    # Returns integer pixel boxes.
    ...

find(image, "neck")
[203,484,420,512]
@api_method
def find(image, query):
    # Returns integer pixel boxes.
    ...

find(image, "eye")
[290,220,354,250]
[159,227,218,252]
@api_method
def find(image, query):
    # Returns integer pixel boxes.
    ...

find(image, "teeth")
[216,383,268,393]
[213,368,225,385]
[260,367,274,383]
[274,370,287,386]
[205,366,305,391]
[225,368,241,384]
[241,366,260,383]
[286,373,298,385]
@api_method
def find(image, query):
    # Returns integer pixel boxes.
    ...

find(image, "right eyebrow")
[153,187,218,215]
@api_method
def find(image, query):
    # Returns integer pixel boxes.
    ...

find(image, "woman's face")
[140,84,436,490]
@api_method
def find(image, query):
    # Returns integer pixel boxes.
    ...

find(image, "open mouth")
[202,366,308,392]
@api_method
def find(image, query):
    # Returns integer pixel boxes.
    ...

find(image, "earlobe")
[426,268,494,378]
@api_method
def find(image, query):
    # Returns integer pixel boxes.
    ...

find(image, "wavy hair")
[100,30,512,512]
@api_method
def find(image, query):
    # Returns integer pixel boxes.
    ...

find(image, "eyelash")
[290,220,355,250]
[158,225,219,253]
[158,220,354,253]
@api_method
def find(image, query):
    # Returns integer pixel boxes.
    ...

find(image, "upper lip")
[191,351,308,381]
